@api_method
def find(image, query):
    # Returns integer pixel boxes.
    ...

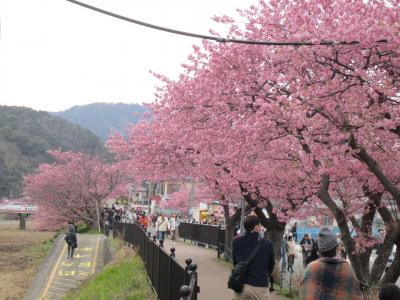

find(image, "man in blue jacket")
[232,215,275,300]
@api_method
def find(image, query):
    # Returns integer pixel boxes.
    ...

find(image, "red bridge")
[0,204,38,214]
[0,202,39,229]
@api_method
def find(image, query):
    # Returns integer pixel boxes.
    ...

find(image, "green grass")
[63,253,155,300]
[109,238,122,251]
[276,285,300,299]
[25,234,56,267]
[85,228,102,234]
[217,257,233,268]
[77,223,101,234]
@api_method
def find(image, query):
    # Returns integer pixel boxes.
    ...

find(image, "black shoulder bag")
[228,240,262,293]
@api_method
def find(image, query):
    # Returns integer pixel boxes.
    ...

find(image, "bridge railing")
[0,205,38,213]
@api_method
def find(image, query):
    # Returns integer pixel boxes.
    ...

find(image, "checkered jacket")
[299,257,363,300]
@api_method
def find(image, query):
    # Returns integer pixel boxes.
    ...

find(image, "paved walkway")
[161,238,287,300]
[24,234,105,300]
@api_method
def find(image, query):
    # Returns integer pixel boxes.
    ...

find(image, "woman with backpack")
[65,224,77,259]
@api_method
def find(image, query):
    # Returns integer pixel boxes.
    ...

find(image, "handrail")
[104,220,200,300]
[179,262,199,300]
[178,222,227,260]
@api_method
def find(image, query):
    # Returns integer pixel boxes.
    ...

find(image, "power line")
[65,0,387,47]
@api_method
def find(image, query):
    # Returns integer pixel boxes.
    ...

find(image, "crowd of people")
[231,215,400,300]
[279,224,348,273]
[97,203,400,300]
[101,204,182,245]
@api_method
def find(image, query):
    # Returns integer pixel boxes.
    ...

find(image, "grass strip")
[276,285,300,299]
[25,232,58,267]
[64,249,155,300]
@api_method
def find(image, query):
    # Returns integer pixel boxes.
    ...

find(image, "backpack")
[228,240,262,293]
[65,231,76,244]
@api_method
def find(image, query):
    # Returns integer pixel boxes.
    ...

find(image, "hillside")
[0,106,105,198]
[52,103,147,140]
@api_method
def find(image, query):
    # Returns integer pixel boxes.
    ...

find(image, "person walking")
[156,213,170,242]
[300,234,313,267]
[231,215,275,300]
[290,222,298,243]
[280,235,288,272]
[68,221,78,234]
[286,234,296,273]
[305,239,319,266]
[139,212,148,230]
[152,213,159,227]
[107,208,114,229]
[299,227,363,300]
[169,213,178,245]
[113,212,122,222]
[126,209,133,222]
[65,224,77,259]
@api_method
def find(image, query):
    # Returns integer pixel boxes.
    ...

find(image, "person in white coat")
[169,213,178,245]
[156,213,170,242]
[287,234,297,273]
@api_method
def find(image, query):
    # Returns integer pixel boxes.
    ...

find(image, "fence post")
[189,263,199,297]
[168,247,176,300]
[142,226,145,259]
[157,245,162,295]
[179,286,190,300]
[183,222,186,242]
[170,247,175,258]
[184,258,192,283]
[217,224,221,259]
[152,235,157,286]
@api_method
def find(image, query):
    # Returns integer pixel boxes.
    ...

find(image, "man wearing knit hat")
[299,227,363,300]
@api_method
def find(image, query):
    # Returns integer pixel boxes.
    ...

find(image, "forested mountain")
[52,103,147,140]
[0,106,105,198]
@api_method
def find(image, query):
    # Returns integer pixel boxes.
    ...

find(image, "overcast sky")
[0,0,257,112]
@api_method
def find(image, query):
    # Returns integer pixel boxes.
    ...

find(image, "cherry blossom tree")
[24,150,130,230]
[160,184,215,216]
[109,0,399,285]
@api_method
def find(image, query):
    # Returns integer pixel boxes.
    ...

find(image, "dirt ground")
[0,220,55,300]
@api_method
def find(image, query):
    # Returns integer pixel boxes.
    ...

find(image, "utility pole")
[188,180,195,216]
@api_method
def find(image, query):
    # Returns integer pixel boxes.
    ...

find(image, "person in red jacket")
[139,212,148,230]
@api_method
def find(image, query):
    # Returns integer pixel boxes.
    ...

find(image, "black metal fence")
[111,221,199,300]
[178,222,226,259]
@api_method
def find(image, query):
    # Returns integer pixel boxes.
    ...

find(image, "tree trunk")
[224,225,235,261]
[265,218,285,262]
[369,208,399,285]
[241,189,286,259]
[349,134,400,208]
[382,242,400,284]
[318,173,367,285]
[19,214,26,230]
[380,220,400,284]
[223,204,241,261]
